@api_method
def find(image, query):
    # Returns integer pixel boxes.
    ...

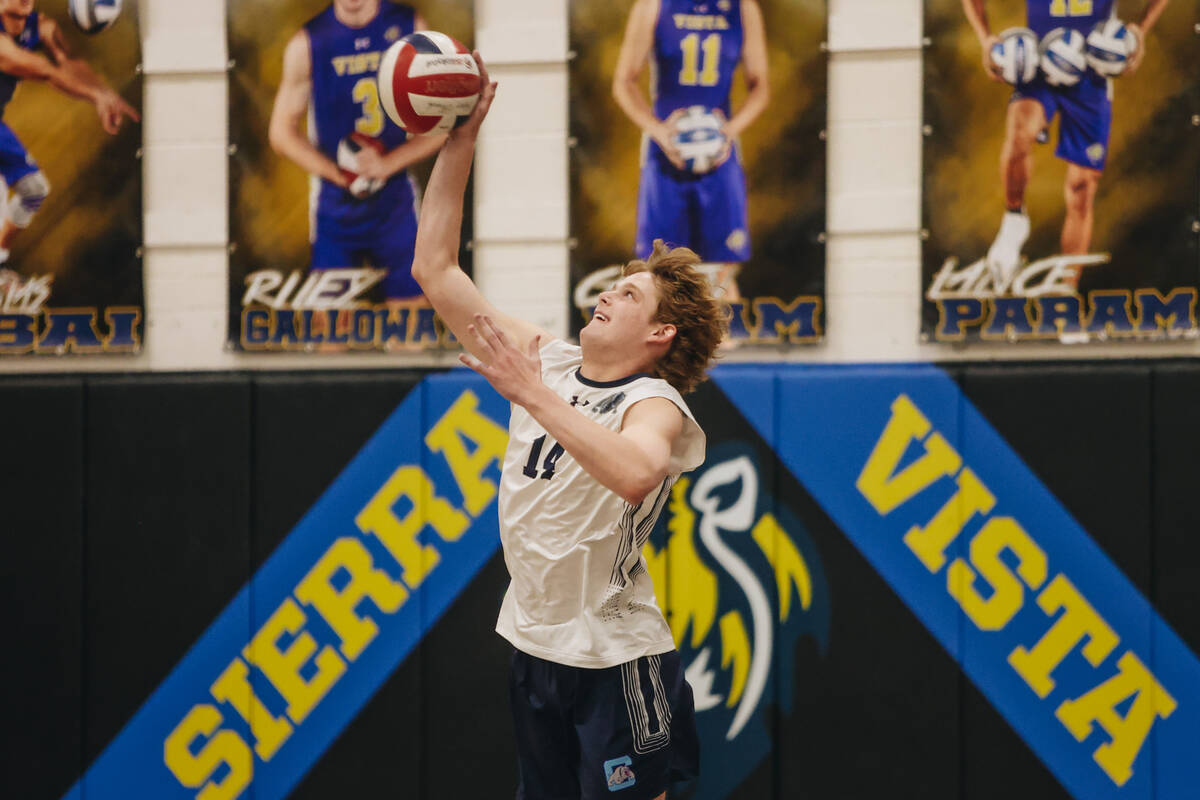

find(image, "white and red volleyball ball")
[378,31,481,135]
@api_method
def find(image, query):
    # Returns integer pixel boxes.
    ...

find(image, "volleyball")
[68,0,122,34]
[377,32,481,136]
[1039,28,1088,87]
[671,106,727,175]
[990,27,1040,86]
[1086,18,1139,77]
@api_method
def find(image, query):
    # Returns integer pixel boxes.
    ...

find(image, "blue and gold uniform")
[1017,0,1115,170]
[305,2,420,299]
[636,0,750,263]
[0,11,43,190]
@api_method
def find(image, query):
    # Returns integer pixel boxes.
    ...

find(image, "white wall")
[2,0,1195,375]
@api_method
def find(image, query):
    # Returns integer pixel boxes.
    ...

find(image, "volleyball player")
[0,0,137,270]
[966,0,1170,288]
[413,53,725,800]
[270,0,444,306]
[613,0,770,303]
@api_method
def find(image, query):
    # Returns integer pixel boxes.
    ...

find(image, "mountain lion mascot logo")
[643,443,831,798]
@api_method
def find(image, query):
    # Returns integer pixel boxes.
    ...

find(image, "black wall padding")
[9,361,1200,800]
[959,363,1153,799]
[1151,365,1200,656]
[252,372,428,799]
[82,375,252,766]
[0,378,84,800]
[420,553,517,798]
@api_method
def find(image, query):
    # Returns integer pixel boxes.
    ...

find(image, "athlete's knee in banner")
[8,171,49,228]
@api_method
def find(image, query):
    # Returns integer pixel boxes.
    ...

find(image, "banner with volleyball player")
[922,0,1200,344]
[568,0,827,346]
[227,0,475,353]
[0,0,142,356]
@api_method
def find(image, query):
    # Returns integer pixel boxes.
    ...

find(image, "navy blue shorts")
[510,649,699,800]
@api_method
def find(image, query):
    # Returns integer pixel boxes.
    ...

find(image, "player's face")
[583,272,663,351]
[333,0,374,17]
[0,0,34,17]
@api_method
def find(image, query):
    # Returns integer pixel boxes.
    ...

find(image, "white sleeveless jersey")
[495,339,706,668]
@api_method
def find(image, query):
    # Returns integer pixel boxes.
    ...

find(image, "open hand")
[459,314,544,406]
[96,91,139,134]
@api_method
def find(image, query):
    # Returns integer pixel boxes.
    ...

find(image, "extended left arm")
[723,0,769,140]
[460,315,683,506]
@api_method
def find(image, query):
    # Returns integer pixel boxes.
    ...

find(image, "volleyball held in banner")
[1085,18,1139,77]
[378,31,480,135]
[990,27,1039,86]
[68,0,122,34]
[1039,27,1087,87]
[671,105,728,175]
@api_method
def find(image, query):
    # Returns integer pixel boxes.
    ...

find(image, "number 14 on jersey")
[523,434,566,480]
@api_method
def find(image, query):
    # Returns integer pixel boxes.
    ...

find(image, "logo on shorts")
[725,228,748,252]
[1086,143,1105,164]
[604,756,637,791]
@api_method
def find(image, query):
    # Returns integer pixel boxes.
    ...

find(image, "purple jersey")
[0,12,40,118]
[1026,0,1114,38]
[652,0,743,120]
[305,2,416,234]
[649,0,743,170]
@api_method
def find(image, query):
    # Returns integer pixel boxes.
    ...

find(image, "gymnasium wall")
[7,361,1197,799]
[1,0,1198,375]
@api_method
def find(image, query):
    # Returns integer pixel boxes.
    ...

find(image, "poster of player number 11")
[569,0,828,347]
[923,0,1200,344]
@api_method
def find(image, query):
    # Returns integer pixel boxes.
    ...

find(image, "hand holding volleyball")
[377,31,486,136]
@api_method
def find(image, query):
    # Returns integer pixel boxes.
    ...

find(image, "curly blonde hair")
[622,240,725,394]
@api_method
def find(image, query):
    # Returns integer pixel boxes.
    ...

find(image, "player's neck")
[578,346,655,386]
[332,0,380,29]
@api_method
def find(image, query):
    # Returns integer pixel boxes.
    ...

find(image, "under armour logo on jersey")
[354,37,371,50]
[592,392,625,415]
[570,395,591,408]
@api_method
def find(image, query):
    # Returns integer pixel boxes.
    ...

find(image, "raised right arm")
[268,30,348,188]
[411,53,551,362]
